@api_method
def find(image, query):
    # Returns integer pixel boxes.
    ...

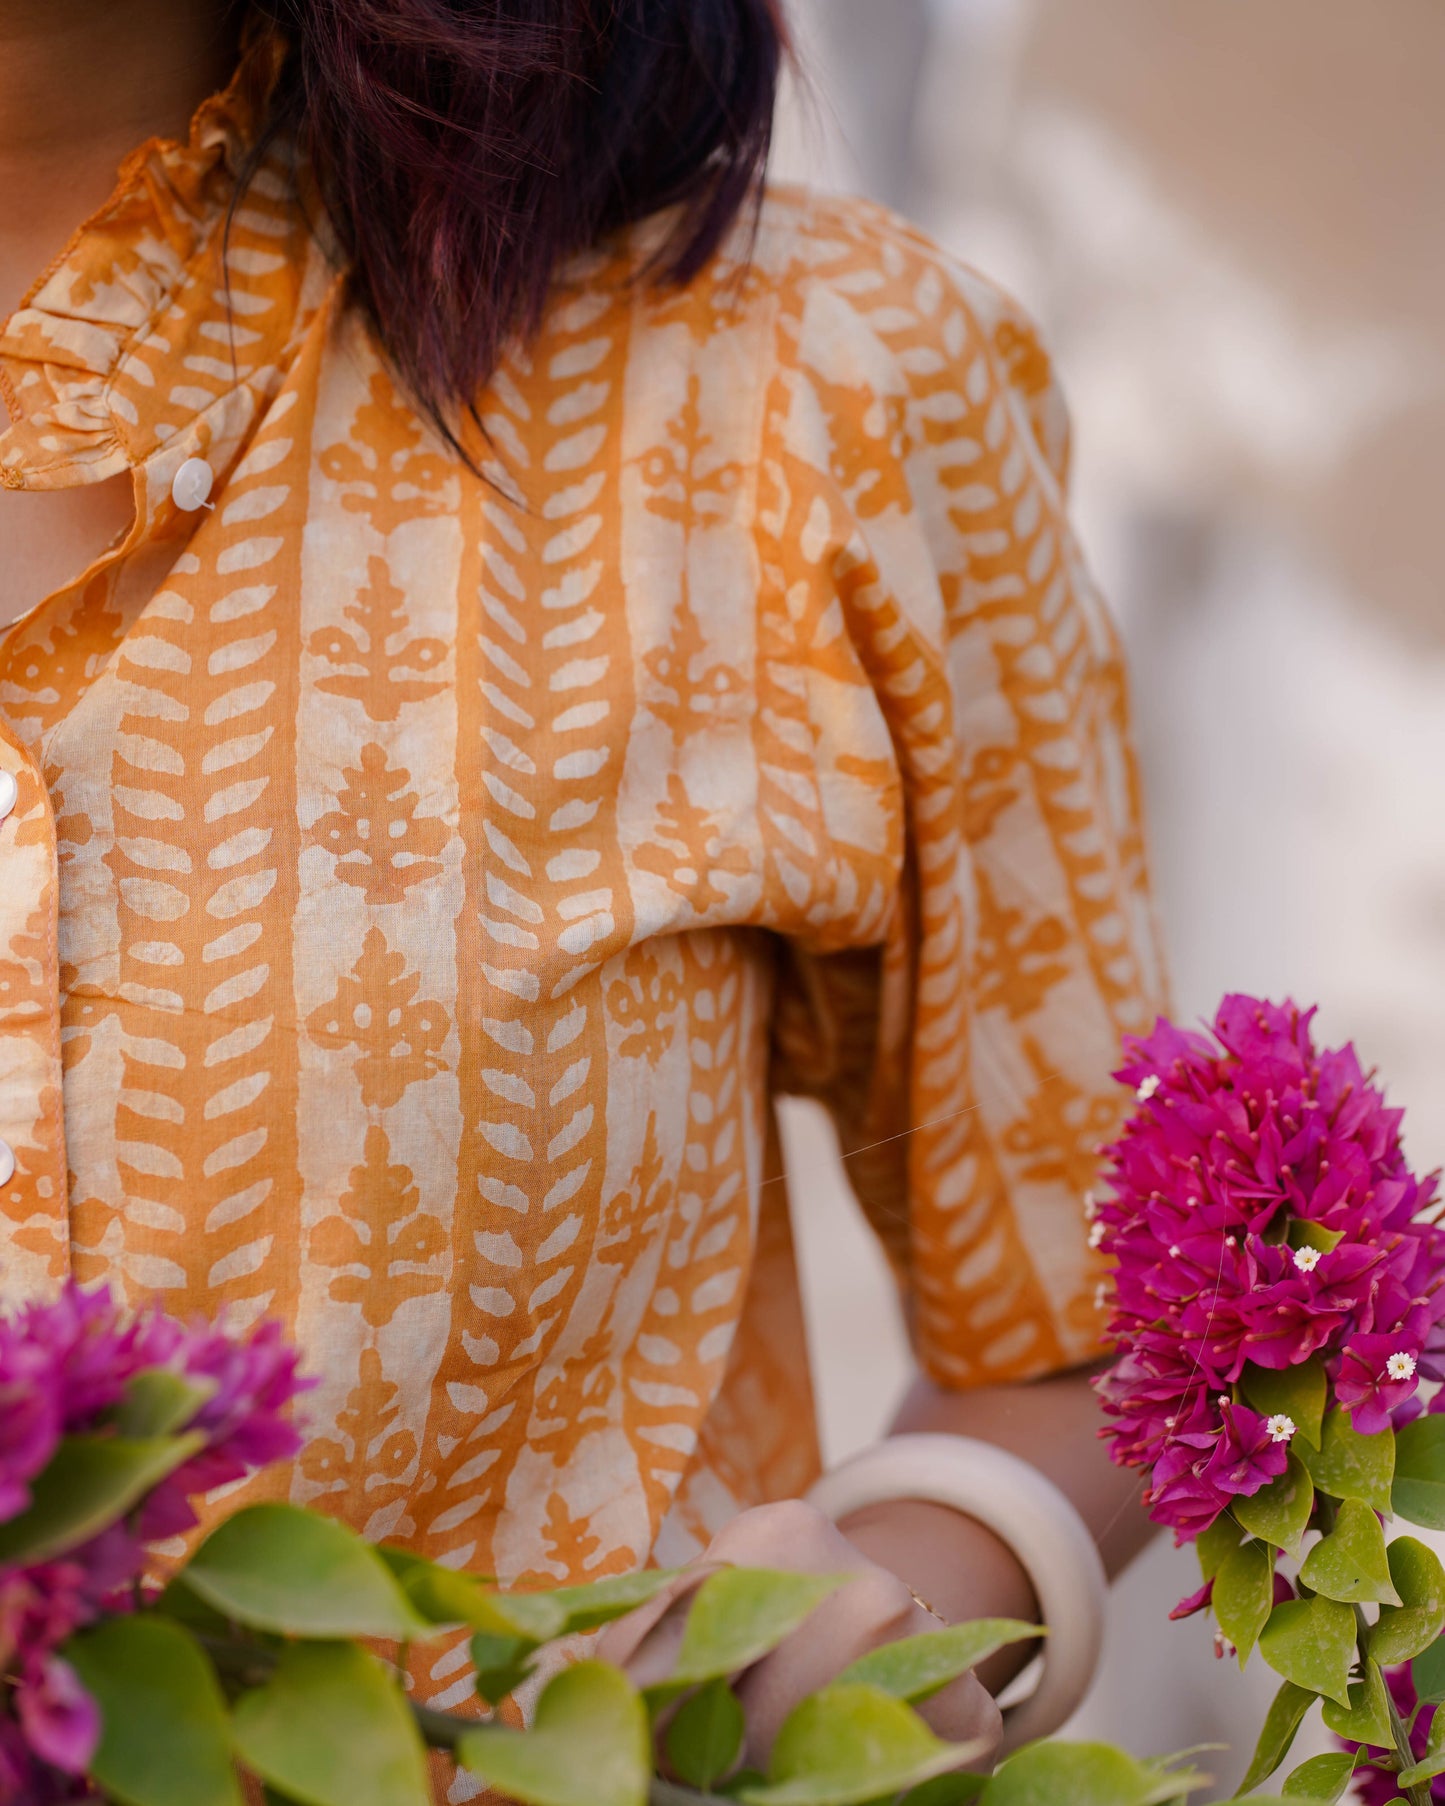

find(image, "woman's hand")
[597,1498,1005,1773]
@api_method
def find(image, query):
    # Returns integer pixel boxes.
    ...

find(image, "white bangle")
[805,1433,1106,1750]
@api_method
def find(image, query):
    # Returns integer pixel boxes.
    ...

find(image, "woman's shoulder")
[625,183,1073,494]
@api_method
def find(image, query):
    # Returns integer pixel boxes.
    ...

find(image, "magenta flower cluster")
[1093,996,1445,1540]
[0,1285,307,1799]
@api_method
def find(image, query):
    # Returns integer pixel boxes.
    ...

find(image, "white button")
[0,769,15,823]
[0,1142,13,1187]
[171,457,215,512]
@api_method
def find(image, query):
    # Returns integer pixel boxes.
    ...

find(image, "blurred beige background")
[770,0,1445,1790]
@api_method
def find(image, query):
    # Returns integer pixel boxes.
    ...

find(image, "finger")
[595,1563,723,1687]
[701,1498,874,1577]
[732,1566,919,1763]
[736,1570,1003,1767]
[914,1667,1003,1762]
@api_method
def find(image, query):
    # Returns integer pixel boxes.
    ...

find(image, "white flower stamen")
[1292,1246,1321,1273]
[1094,1281,1110,1311]
[1088,1219,1107,1250]
[1266,1414,1297,1444]
[1083,1191,1098,1222]
[1388,1351,1418,1382]
[1169,1243,1182,1258]
[1136,1074,1161,1102]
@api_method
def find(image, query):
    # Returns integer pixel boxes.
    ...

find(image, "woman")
[0,0,1165,1782]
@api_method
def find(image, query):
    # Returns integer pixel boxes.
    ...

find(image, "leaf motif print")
[318,372,457,534]
[298,1346,419,1514]
[604,957,682,1066]
[308,555,448,721]
[310,744,447,901]
[306,927,449,1109]
[597,1116,672,1256]
[310,1126,446,1330]
[1000,1040,1121,1198]
[972,869,1072,1023]
[808,368,913,521]
[512,1493,633,1591]
[633,774,752,917]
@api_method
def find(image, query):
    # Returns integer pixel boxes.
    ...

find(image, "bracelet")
[805,1433,1106,1751]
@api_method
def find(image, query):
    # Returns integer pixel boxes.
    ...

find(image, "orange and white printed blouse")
[0,69,1164,1622]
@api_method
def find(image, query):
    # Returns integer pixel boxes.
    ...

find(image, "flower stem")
[1386,1680,1433,1806]
[1349,1603,1432,1806]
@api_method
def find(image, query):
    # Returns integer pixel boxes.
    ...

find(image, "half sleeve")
[767,213,1167,1388]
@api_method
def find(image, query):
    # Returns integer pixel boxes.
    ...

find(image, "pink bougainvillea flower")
[1168,1578,1213,1621]
[16,1658,100,1776]
[1199,1402,1290,1498]
[0,1342,59,1523]
[1093,996,1445,1540]
[1335,1332,1422,1433]
[0,1283,308,1798]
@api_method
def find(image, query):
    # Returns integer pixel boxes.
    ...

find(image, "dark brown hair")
[249,0,788,452]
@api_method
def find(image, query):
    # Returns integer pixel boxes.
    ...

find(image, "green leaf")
[0,1432,203,1565]
[1415,1633,1445,1704]
[1394,1415,1445,1529]
[1233,1455,1315,1559]
[377,1552,680,1643]
[668,1570,847,1687]
[376,1548,523,1636]
[1214,1540,1274,1666]
[65,1616,242,1806]
[737,1685,983,1806]
[836,1620,1041,1702]
[899,1781,987,1806]
[976,1742,1201,1806]
[1369,1536,1445,1664]
[1235,1682,1316,1794]
[1243,1358,1327,1449]
[154,1578,232,1637]
[666,1679,745,1791]
[113,1368,218,1438]
[469,1630,539,1706]
[231,1641,430,1806]
[375,1546,563,1644]
[547,1570,686,1634]
[1280,1751,1356,1802]
[1298,1498,1399,1605]
[459,1661,649,1806]
[1300,1407,1395,1514]
[1195,1515,1243,1582]
[1401,1703,1445,1788]
[182,1503,433,1641]
[1258,1595,1355,1707]
[1402,1757,1445,1789]
[1320,1660,1391,1749]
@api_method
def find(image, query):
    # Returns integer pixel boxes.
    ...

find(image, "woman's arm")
[604,1364,1153,1762]
[838,1364,1155,1690]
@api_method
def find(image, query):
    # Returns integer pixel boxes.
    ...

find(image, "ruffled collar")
[0,31,315,493]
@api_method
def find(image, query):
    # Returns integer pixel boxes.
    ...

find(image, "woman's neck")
[0,0,239,318]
